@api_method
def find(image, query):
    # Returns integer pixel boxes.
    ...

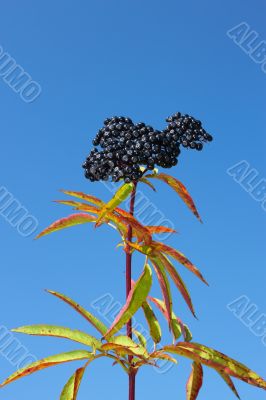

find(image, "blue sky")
[0,1,266,399]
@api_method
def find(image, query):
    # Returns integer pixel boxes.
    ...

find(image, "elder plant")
[1,113,266,400]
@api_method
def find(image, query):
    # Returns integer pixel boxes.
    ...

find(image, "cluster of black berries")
[165,112,213,151]
[82,113,213,183]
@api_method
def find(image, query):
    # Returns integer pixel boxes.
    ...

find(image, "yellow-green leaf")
[96,183,134,227]
[150,350,177,364]
[12,325,102,349]
[101,343,145,359]
[126,241,154,256]
[132,329,147,348]
[105,264,152,339]
[47,290,108,336]
[110,335,148,357]
[60,367,85,400]
[36,213,96,239]
[164,342,266,390]
[184,324,193,342]
[148,297,182,340]
[0,350,92,388]
[142,301,162,344]
[186,362,203,400]
[60,190,104,207]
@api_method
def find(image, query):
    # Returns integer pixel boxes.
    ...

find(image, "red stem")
[126,182,137,400]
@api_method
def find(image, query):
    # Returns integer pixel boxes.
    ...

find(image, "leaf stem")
[125,181,137,400]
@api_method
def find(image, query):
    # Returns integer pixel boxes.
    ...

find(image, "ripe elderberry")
[82,113,213,183]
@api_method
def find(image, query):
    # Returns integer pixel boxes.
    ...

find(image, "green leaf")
[110,335,148,357]
[139,177,157,192]
[101,343,146,359]
[142,301,162,344]
[12,325,102,349]
[60,367,85,400]
[36,213,96,239]
[148,297,182,340]
[157,253,196,317]
[153,241,208,285]
[150,256,173,325]
[126,241,154,256]
[145,172,202,221]
[132,329,147,348]
[47,290,108,336]
[164,342,266,390]
[60,190,104,207]
[127,240,207,287]
[0,350,92,388]
[55,200,100,214]
[150,350,177,364]
[217,370,240,399]
[186,362,203,400]
[96,183,134,227]
[55,200,128,237]
[184,324,193,342]
[105,264,152,339]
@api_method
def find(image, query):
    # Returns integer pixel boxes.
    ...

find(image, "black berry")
[82,113,213,182]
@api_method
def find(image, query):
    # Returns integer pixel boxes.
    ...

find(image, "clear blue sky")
[0,1,265,399]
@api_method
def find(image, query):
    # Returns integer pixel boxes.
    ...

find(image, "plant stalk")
[126,181,137,400]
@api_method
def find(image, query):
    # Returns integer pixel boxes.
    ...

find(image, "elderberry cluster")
[82,113,213,183]
[165,112,213,150]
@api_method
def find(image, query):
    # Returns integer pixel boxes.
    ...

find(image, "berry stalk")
[125,181,137,400]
